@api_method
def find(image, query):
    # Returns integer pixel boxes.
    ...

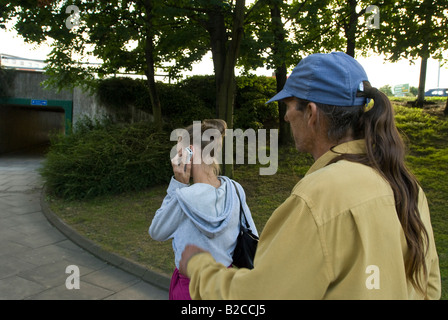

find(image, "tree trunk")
[210,0,245,124]
[207,0,245,177]
[416,56,428,108]
[269,0,291,145]
[443,97,448,116]
[207,6,227,118]
[345,0,357,58]
[416,6,432,108]
[275,64,290,144]
[143,0,162,131]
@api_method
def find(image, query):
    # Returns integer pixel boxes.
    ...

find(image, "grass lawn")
[47,102,448,299]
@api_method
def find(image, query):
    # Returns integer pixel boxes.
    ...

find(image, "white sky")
[1,26,447,91]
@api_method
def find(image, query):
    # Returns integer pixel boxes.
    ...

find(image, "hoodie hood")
[175,176,238,238]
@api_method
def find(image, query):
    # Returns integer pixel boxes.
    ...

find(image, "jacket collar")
[305,139,366,177]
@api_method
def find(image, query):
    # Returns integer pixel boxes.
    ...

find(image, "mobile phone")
[185,147,193,165]
[185,147,193,163]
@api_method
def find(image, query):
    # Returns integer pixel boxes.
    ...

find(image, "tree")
[5,0,265,176]
[379,84,393,96]
[322,0,448,110]
[163,0,250,177]
[368,0,448,108]
[304,0,376,59]
[338,0,381,58]
[207,0,246,177]
[142,0,162,130]
[165,1,247,127]
[268,0,290,145]
[239,0,347,144]
[238,0,294,144]
[4,0,191,130]
[0,1,14,29]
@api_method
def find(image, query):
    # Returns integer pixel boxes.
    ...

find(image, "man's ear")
[306,102,319,128]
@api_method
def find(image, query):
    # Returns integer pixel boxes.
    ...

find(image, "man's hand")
[179,244,207,276]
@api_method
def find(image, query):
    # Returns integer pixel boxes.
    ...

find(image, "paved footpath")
[0,152,168,300]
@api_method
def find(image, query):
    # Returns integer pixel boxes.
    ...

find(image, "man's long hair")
[296,82,429,297]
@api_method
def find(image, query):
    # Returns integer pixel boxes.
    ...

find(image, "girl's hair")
[296,82,429,297]
[184,119,227,176]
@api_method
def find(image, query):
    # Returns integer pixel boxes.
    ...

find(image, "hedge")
[97,75,279,129]
[40,119,173,200]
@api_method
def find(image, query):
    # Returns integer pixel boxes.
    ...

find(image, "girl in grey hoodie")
[149,119,258,300]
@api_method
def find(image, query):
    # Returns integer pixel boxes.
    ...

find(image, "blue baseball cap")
[267,52,370,106]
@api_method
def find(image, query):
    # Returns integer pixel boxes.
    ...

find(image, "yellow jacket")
[186,140,441,299]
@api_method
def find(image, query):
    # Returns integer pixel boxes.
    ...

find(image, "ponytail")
[356,82,430,297]
[310,82,430,297]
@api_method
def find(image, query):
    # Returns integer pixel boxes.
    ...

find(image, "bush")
[40,119,173,200]
[178,75,216,111]
[97,77,151,111]
[176,75,279,129]
[95,75,278,129]
[157,81,214,127]
[235,75,278,129]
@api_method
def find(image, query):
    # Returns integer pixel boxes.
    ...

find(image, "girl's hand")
[171,148,192,184]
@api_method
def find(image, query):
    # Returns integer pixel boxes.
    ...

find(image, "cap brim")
[266,89,293,104]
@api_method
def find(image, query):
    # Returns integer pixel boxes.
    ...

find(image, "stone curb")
[39,187,171,292]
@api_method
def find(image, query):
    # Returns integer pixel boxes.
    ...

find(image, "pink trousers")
[169,268,191,300]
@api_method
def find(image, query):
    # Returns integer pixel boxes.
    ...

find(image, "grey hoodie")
[149,176,258,269]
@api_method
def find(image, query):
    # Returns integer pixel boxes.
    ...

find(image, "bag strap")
[231,181,250,228]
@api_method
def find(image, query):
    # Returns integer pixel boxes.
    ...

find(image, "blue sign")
[31,99,48,106]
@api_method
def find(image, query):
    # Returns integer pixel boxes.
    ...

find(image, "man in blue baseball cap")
[266,52,369,106]
[179,52,441,300]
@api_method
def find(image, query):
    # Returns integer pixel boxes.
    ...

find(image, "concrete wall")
[72,86,108,128]
[4,70,153,126]
[72,86,153,126]
[9,71,73,101]
[0,70,153,154]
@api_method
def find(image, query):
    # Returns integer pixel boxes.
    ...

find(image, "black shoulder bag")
[231,181,259,269]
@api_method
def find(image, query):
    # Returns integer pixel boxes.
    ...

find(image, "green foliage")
[95,75,279,129]
[178,75,216,111]
[96,77,150,110]
[157,81,214,127]
[394,105,448,144]
[40,119,173,200]
[379,84,393,96]
[369,0,448,62]
[410,86,419,96]
[235,75,279,129]
[393,104,448,299]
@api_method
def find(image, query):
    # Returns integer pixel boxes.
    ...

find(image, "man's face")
[283,97,312,153]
